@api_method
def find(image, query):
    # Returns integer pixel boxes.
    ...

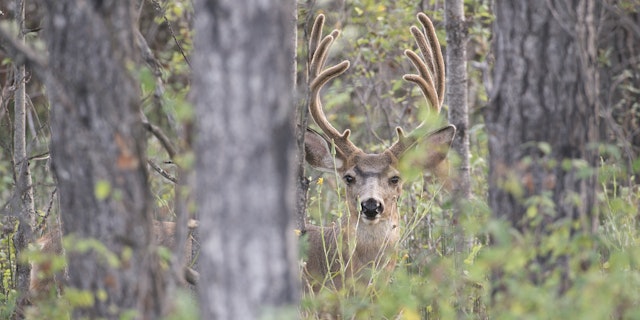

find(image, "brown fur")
[29,226,65,299]
[29,220,197,299]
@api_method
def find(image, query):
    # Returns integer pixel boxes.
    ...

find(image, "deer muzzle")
[361,198,383,219]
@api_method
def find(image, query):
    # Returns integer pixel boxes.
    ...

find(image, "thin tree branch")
[143,119,177,159]
[602,2,640,39]
[148,0,192,69]
[35,188,57,235]
[0,25,48,80]
[147,159,177,184]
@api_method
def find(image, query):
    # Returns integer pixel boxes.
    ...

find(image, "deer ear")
[305,128,345,172]
[401,125,455,170]
[422,125,455,169]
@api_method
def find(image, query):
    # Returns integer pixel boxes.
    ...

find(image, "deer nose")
[361,198,383,219]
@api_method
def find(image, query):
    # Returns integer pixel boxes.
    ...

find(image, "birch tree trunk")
[12,0,36,315]
[445,0,470,200]
[444,0,470,266]
[43,1,165,317]
[295,9,310,234]
[192,0,299,319]
[444,0,470,313]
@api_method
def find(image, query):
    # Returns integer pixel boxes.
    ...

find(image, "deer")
[29,218,198,300]
[301,13,456,291]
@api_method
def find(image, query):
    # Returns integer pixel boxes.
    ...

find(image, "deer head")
[304,13,455,228]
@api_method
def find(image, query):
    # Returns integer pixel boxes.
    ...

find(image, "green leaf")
[64,288,94,308]
[537,142,552,155]
[95,180,112,200]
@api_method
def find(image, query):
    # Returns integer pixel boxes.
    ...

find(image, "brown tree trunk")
[192,0,299,319]
[486,0,599,290]
[43,1,165,318]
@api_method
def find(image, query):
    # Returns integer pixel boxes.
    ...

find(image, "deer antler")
[389,13,445,157]
[308,14,361,157]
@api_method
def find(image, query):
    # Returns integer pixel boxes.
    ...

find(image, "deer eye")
[389,176,400,185]
[344,174,355,185]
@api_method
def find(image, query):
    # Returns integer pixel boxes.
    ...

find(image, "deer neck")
[340,205,400,261]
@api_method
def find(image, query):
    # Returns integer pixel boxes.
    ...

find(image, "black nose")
[361,198,383,218]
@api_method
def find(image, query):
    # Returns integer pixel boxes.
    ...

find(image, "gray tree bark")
[486,0,599,289]
[192,1,299,319]
[445,0,470,201]
[444,0,470,313]
[43,1,165,318]
[12,0,36,315]
[295,9,310,235]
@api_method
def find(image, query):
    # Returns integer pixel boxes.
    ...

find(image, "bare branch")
[149,0,192,69]
[0,25,48,80]
[35,188,57,235]
[143,119,177,159]
[147,159,177,184]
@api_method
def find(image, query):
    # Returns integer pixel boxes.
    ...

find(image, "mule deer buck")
[302,13,455,290]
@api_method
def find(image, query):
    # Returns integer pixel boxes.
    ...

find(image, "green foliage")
[24,294,73,320]
[63,235,122,269]
[0,290,17,319]
[164,289,201,320]
[301,0,437,149]
[0,221,15,296]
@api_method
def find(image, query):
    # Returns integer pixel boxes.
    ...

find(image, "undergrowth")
[301,144,640,319]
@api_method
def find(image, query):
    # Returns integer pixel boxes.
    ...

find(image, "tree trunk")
[445,0,470,314]
[445,0,470,201]
[12,0,35,315]
[444,0,469,260]
[192,1,299,319]
[295,7,310,234]
[43,1,165,318]
[486,0,599,288]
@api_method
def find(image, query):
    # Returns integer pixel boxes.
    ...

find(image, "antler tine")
[308,14,360,156]
[309,29,340,78]
[389,13,445,157]
[417,12,445,105]
[404,12,444,112]
[308,14,325,62]
[403,49,439,113]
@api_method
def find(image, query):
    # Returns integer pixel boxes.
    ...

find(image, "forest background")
[0,0,639,319]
